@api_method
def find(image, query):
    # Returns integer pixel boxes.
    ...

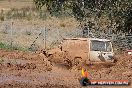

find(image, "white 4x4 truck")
[47,38,115,67]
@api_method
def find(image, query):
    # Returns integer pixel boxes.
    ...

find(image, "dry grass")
[0,0,33,10]
[0,0,112,51]
[8,17,79,30]
[0,18,80,51]
[0,0,79,50]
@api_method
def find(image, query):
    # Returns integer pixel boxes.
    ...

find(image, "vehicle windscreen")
[91,40,112,52]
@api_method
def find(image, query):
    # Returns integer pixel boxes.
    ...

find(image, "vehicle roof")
[63,38,111,41]
[90,38,111,41]
[63,38,87,41]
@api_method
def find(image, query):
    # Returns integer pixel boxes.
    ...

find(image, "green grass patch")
[0,42,29,52]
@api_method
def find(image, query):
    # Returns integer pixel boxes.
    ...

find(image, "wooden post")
[11,21,14,49]
[44,27,46,49]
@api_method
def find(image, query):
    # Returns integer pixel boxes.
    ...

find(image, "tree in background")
[33,0,132,34]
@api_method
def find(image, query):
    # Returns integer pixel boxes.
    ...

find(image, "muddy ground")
[0,49,131,88]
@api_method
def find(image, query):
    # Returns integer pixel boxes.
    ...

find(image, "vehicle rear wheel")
[64,59,72,68]
[73,57,83,69]
[74,57,82,65]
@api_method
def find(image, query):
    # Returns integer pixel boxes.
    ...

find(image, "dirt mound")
[90,54,132,81]
[0,49,52,72]
[116,54,132,69]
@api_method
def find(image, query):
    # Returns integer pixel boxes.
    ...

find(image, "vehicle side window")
[91,41,105,51]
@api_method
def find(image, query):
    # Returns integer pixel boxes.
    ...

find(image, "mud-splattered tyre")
[72,57,83,70]
[63,59,72,68]
[48,54,53,62]
[74,57,83,67]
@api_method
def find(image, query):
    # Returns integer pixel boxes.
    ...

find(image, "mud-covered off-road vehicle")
[47,38,115,67]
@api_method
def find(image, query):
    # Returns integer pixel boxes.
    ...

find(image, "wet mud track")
[0,49,132,88]
[0,50,80,88]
